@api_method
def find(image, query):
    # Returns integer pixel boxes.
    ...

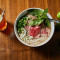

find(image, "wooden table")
[0,0,60,60]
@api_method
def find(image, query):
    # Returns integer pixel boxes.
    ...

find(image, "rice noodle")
[19,28,26,39]
[18,28,50,46]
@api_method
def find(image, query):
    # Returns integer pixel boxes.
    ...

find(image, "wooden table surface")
[0,0,60,60]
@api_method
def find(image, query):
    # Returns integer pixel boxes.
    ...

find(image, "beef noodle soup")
[17,9,51,46]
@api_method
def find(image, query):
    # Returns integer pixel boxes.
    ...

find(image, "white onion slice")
[19,28,26,39]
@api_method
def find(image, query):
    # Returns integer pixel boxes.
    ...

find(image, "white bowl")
[14,8,54,47]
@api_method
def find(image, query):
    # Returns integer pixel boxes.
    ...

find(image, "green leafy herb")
[43,9,48,15]
[44,19,51,27]
[29,19,44,26]
[29,9,49,26]
[28,9,39,16]
[17,17,27,33]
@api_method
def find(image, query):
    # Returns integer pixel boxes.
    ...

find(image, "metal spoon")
[48,18,60,23]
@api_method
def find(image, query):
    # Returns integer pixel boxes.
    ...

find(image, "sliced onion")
[19,28,26,39]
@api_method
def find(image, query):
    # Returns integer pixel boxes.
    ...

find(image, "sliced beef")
[40,28,47,37]
[29,25,40,37]
[34,34,41,39]
[46,27,51,36]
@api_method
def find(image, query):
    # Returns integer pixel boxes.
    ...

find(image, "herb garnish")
[28,9,50,26]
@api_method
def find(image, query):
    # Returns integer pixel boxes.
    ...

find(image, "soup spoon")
[48,18,60,23]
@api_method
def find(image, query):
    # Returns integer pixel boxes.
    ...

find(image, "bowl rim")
[14,8,55,47]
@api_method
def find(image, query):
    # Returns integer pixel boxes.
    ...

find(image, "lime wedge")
[57,12,60,19]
